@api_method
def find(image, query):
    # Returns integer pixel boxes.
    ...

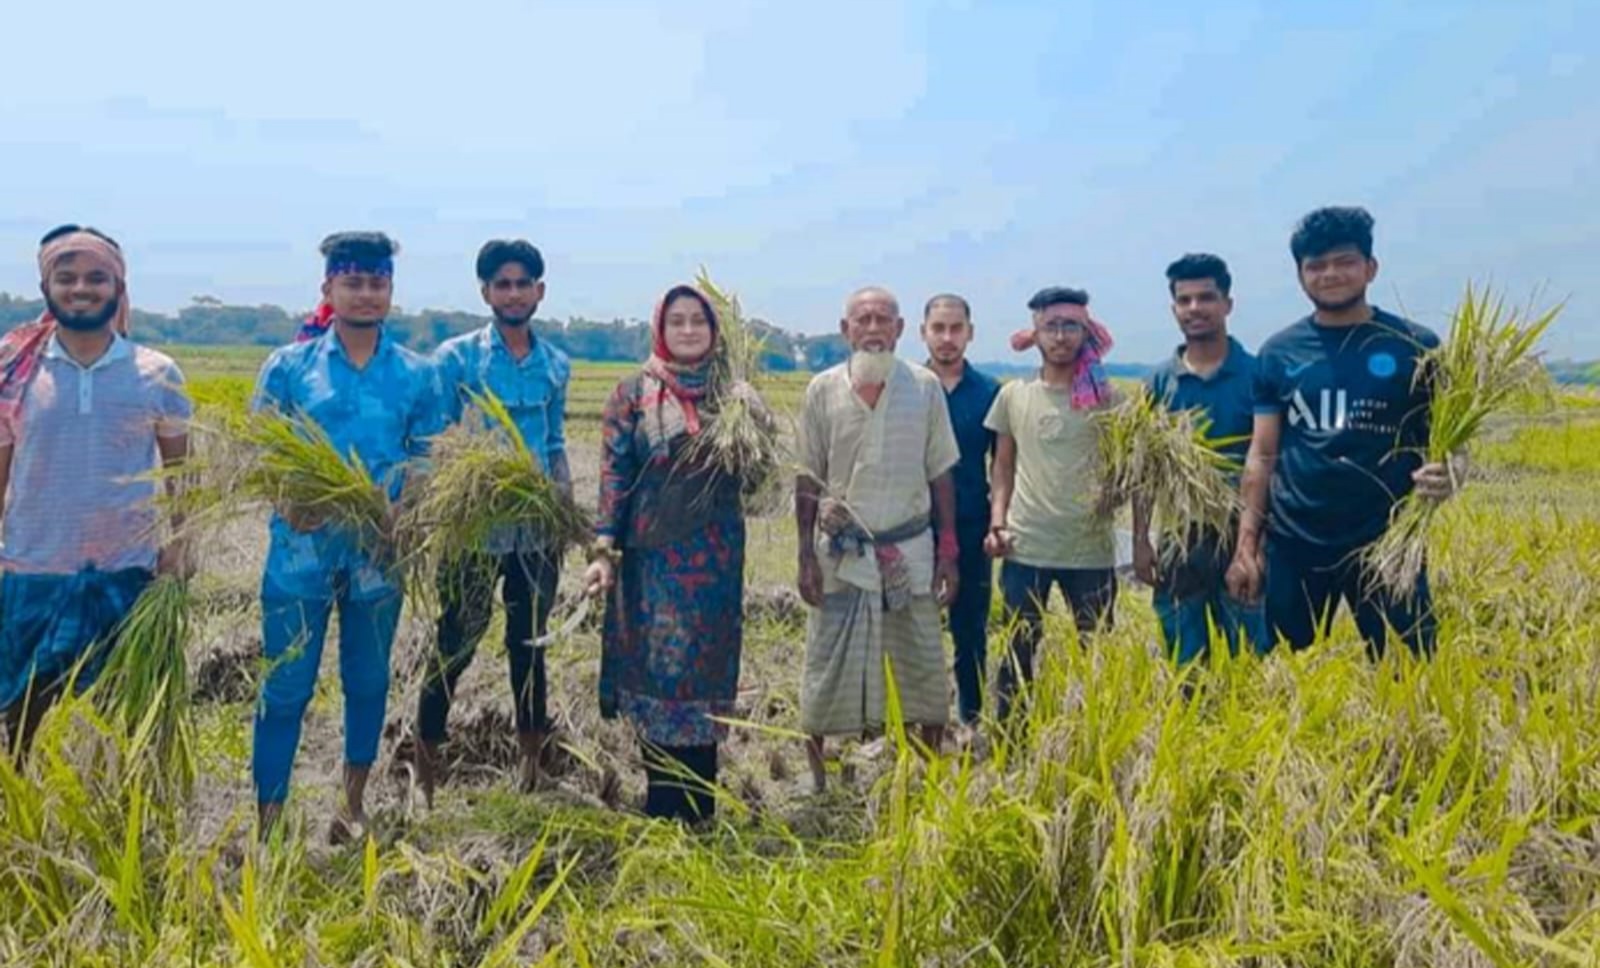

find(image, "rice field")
[1,347,1598,966]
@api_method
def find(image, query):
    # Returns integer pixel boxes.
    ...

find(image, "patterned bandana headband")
[324,257,394,278]
[299,253,394,342]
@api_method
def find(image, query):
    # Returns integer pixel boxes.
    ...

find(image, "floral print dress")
[595,372,745,748]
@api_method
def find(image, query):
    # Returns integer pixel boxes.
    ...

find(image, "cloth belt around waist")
[826,512,931,559]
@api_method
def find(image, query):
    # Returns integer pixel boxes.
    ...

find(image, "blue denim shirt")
[937,361,1001,527]
[252,328,446,600]
[433,325,571,554]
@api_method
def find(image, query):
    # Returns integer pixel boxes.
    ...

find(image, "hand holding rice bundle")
[1096,387,1241,562]
[398,387,591,584]
[246,412,394,547]
[1364,284,1561,599]
[677,269,785,510]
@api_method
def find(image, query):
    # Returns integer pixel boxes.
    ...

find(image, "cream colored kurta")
[796,358,960,734]
[796,359,960,594]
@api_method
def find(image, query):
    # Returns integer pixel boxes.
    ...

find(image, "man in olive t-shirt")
[984,286,1119,724]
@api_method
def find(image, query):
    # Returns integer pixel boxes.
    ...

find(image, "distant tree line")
[4,292,1595,383]
[0,292,854,372]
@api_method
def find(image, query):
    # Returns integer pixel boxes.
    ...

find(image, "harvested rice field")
[1,346,1598,967]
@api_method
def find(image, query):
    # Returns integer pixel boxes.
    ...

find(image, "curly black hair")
[319,230,399,264]
[1290,207,1374,263]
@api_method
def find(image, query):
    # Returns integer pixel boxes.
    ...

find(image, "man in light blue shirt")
[250,231,446,842]
[416,239,572,804]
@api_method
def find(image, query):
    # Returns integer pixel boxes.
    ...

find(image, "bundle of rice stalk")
[680,267,785,509]
[96,575,195,798]
[1364,284,1561,599]
[135,386,261,551]
[237,410,395,561]
[400,388,590,588]
[1096,387,1241,560]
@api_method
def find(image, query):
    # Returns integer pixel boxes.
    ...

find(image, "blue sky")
[2,0,1595,361]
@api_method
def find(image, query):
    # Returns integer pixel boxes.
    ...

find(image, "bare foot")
[328,810,371,847]
[257,801,284,844]
[416,740,441,809]
[806,736,828,794]
[518,752,542,794]
[598,766,623,809]
[517,731,546,793]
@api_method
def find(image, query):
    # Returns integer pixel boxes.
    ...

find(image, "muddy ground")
[177,440,935,855]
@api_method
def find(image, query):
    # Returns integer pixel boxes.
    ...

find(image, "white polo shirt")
[0,333,191,575]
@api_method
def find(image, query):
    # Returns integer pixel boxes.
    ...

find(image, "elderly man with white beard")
[794,286,961,793]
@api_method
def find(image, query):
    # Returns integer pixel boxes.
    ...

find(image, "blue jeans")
[253,580,403,805]
[995,561,1116,723]
[1153,584,1269,664]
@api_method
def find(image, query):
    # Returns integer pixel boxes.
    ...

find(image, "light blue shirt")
[251,328,446,600]
[432,324,571,554]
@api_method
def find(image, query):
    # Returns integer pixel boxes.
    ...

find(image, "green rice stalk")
[399,388,590,595]
[237,410,395,561]
[95,576,195,799]
[1096,387,1241,560]
[1364,284,1561,599]
[137,393,260,552]
[675,267,786,512]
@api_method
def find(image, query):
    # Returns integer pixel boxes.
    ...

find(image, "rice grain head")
[1365,284,1561,599]
[1096,387,1241,561]
[398,387,591,602]
[671,267,788,513]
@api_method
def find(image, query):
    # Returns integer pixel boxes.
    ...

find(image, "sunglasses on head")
[39,223,121,249]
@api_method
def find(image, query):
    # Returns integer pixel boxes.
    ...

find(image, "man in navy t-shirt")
[1227,207,1456,658]
[1135,253,1268,663]
[921,293,1000,729]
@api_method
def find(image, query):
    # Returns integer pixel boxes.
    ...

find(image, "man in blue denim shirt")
[1133,254,1267,663]
[250,231,446,841]
[417,239,572,804]
[920,293,999,729]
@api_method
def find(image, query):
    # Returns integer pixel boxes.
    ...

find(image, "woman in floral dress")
[583,283,761,823]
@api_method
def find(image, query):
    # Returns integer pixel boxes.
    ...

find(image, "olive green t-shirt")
[983,377,1116,570]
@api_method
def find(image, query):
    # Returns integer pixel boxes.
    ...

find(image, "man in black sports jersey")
[1227,206,1456,658]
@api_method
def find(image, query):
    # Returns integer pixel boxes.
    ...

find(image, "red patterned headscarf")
[640,284,718,439]
[1009,313,1116,409]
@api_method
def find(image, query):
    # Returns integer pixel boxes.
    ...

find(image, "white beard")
[849,350,896,386]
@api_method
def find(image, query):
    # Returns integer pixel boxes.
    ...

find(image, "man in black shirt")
[1228,207,1455,657]
[921,293,1000,728]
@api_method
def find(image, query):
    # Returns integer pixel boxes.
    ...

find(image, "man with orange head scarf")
[0,225,192,755]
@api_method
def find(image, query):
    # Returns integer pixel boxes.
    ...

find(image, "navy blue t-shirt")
[1146,337,1256,594]
[937,361,1001,527]
[1253,308,1438,548]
